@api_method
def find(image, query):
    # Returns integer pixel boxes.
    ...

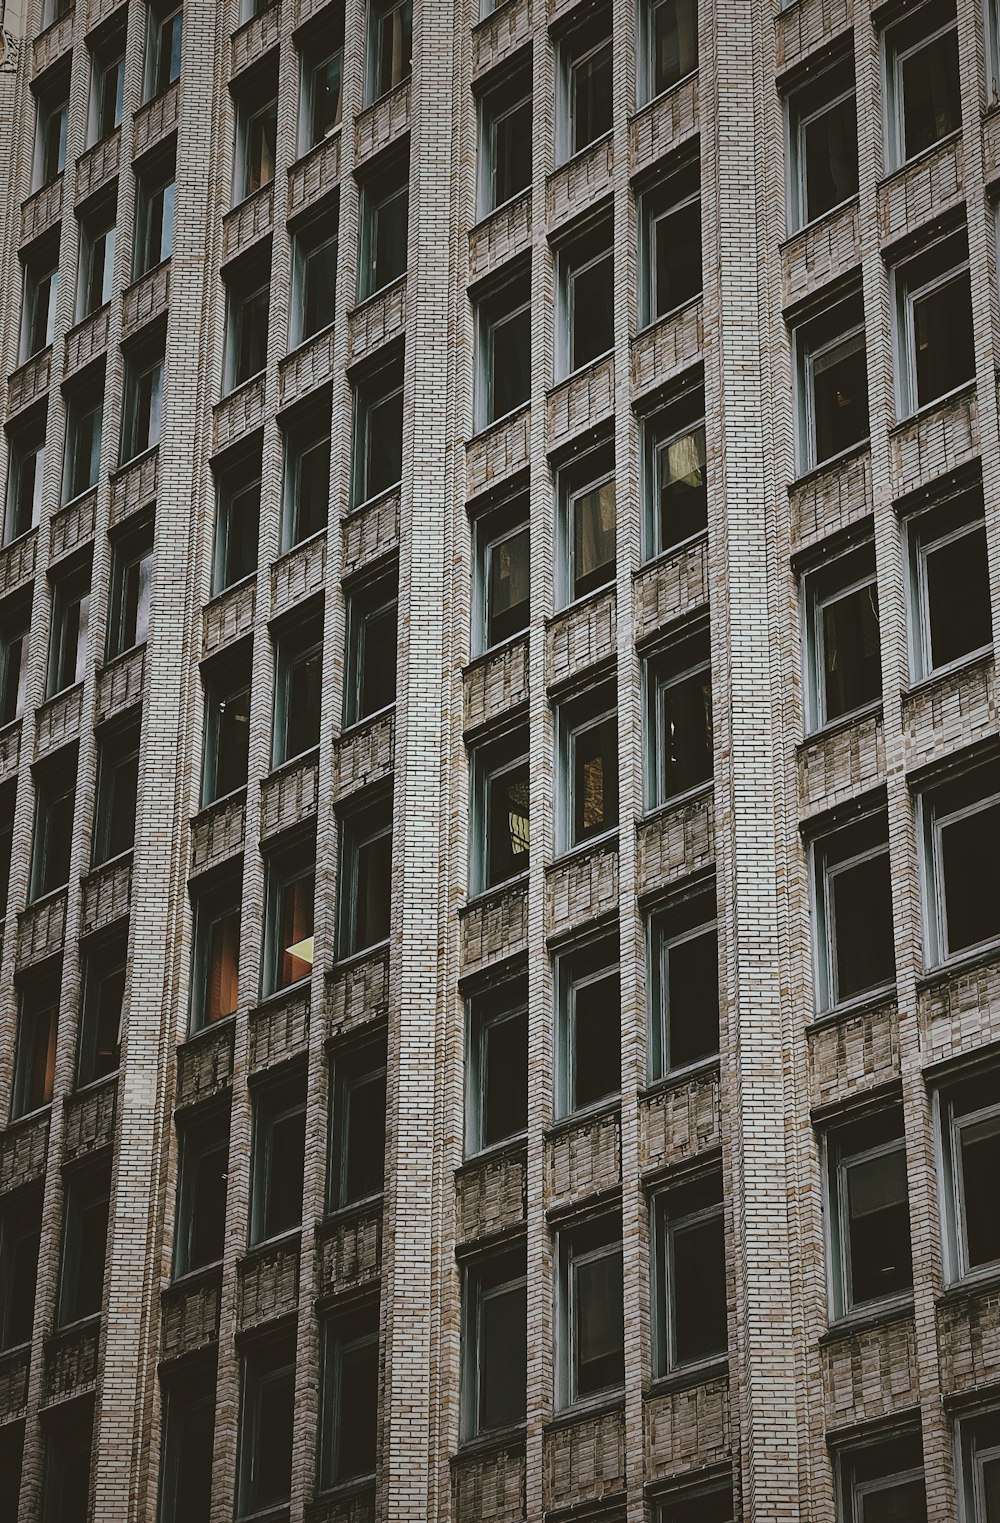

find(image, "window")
[77,933,126,1086]
[920,762,1000,966]
[478,64,532,217]
[368,0,412,102]
[958,1410,1000,1523]
[343,563,398,721]
[134,150,176,277]
[249,1079,306,1243]
[826,1110,912,1318]
[233,87,278,204]
[641,167,702,331]
[813,810,894,1011]
[643,403,707,559]
[469,728,529,894]
[273,612,323,765]
[462,1250,526,1439]
[89,31,125,144]
[202,648,251,803]
[282,406,330,550]
[886,0,960,167]
[77,198,116,320]
[40,1407,94,1523]
[656,1490,733,1523]
[557,682,618,851]
[120,339,166,464]
[905,488,991,681]
[93,721,140,864]
[63,381,104,502]
[837,1433,926,1523]
[557,218,613,378]
[466,977,527,1154]
[472,498,529,653]
[353,358,404,504]
[174,1109,230,1276]
[48,562,92,698]
[802,541,880,732]
[107,520,155,659]
[290,207,338,346]
[339,793,392,957]
[894,228,974,416]
[0,784,16,920]
[648,886,718,1079]
[557,450,615,607]
[299,24,344,153]
[556,938,620,1118]
[31,750,78,900]
[794,294,869,471]
[557,1216,624,1408]
[236,1335,296,1518]
[212,446,261,592]
[12,976,59,1119]
[641,0,698,104]
[558,14,613,162]
[652,1173,726,1373]
[0,1192,42,1350]
[33,76,69,189]
[59,1168,111,1324]
[330,1038,387,1208]
[358,158,408,300]
[4,413,46,543]
[0,598,30,724]
[787,57,858,232]
[476,271,531,429]
[190,875,241,1030]
[320,1306,379,1487]
[158,1372,216,1523]
[938,1069,1000,1286]
[0,1430,23,1519]
[645,625,713,806]
[20,241,59,362]
[223,253,270,393]
[262,843,316,995]
[145,0,183,99]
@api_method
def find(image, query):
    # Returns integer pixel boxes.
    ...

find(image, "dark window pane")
[363,387,404,500]
[861,1478,926,1523]
[302,235,338,338]
[15,1000,57,1116]
[310,51,343,144]
[653,197,702,318]
[912,272,974,409]
[846,1147,913,1304]
[358,602,397,718]
[284,647,322,760]
[264,1108,306,1238]
[812,334,869,463]
[481,1282,526,1430]
[79,960,125,1084]
[572,972,620,1111]
[1,1201,41,1350]
[571,42,612,154]
[673,1213,727,1364]
[338,1340,378,1477]
[490,306,530,421]
[163,1393,215,1523]
[901,30,961,161]
[486,761,530,886]
[374,0,412,95]
[821,581,881,722]
[665,928,719,1069]
[68,1192,110,1321]
[802,94,858,223]
[659,667,713,798]
[572,716,618,844]
[575,1249,623,1395]
[960,1117,1000,1269]
[188,1141,228,1270]
[343,1070,386,1202]
[210,684,250,800]
[572,479,615,599]
[492,97,531,208]
[924,524,991,670]
[356,831,392,949]
[652,0,698,96]
[486,525,529,646]
[254,1370,294,1507]
[290,433,330,544]
[830,849,894,1002]
[570,252,613,370]
[941,803,1000,955]
[656,425,707,551]
[0,629,27,725]
[483,1007,527,1146]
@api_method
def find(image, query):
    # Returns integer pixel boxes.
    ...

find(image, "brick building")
[0,0,999,1517]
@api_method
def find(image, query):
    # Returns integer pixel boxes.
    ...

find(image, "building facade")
[0,0,1000,1517]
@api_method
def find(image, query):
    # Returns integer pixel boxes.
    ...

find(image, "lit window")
[358,158,408,300]
[837,1433,926,1523]
[641,0,698,105]
[786,55,858,232]
[290,208,338,346]
[173,1109,229,1275]
[802,540,880,732]
[826,1110,912,1317]
[339,793,393,957]
[905,487,992,681]
[4,414,46,544]
[476,271,530,429]
[885,0,960,168]
[330,1038,387,1208]
[212,446,261,592]
[556,218,613,378]
[190,875,241,1031]
[77,933,126,1087]
[11,976,59,1119]
[466,977,527,1155]
[644,625,713,806]
[30,749,78,901]
[557,682,618,852]
[652,1173,726,1372]
[813,809,894,1011]
[920,762,1000,967]
[145,0,182,100]
[794,293,869,471]
[78,198,116,320]
[648,886,718,1079]
[478,64,532,217]
[353,358,404,505]
[273,613,323,765]
[470,727,530,893]
[236,1334,296,1518]
[263,845,316,994]
[58,1167,111,1325]
[473,499,529,654]
[20,241,59,362]
[555,937,620,1118]
[107,520,154,659]
[558,13,612,162]
[249,1080,306,1244]
[47,563,91,696]
[320,1305,379,1486]
[344,571,398,724]
[134,150,176,277]
[368,0,412,102]
[894,228,974,417]
[641,159,701,326]
[556,1215,624,1408]
[642,403,707,559]
[282,406,330,551]
[461,1250,526,1439]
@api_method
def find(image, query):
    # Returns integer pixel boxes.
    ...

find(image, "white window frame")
[471,501,530,657]
[639,0,699,108]
[557,28,613,164]
[642,408,707,561]
[958,1410,1000,1523]
[478,76,532,219]
[554,938,620,1120]
[937,1078,1000,1287]
[796,317,867,474]
[893,236,972,420]
[786,71,857,234]
[641,177,701,329]
[644,629,713,810]
[556,456,616,610]
[885,9,960,171]
[651,1177,726,1376]
[647,889,718,1082]
[556,684,618,854]
[299,43,343,155]
[556,1219,624,1410]
[556,234,614,381]
[825,1118,911,1321]
[920,774,1000,968]
[476,279,531,431]
[465,980,528,1157]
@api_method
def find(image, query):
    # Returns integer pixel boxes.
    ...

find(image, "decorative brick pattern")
[774,0,853,74]
[16,892,68,969]
[788,448,872,554]
[463,638,529,735]
[213,373,267,452]
[546,135,613,231]
[636,792,714,896]
[877,133,963,246]
[455,1147,526,1244]
[49,487,97,563]
[6,350,50,416]
[260,756,319,838]
[74,129,121,203]
[62,1076,118,1162]
[279,324,339,407]
[238,1235,300,1330]
[20,178,62,247]
[95,646,146,725]
[31,7,74,75]
[0,1347,30,1422]
[640,1068,721,1175]
[317,1205,382,1299]
[901,655,996,775]
[0,721,22,783]
[628,73,699,175]
[545,355,615,453]
[460,882,528,974]
[888,385,979,501]
[919,954,1000,1066]
[43,1319,101,1404]
[630,300,704,400]
[821,1315,919,1429]
[0,1112,49,1194]
[248,986,310,1073]
[341,489,400,578]
[121,261,171,340]
[175,1021,236,1109]
[327,948,389,1041]
[34,682,84,758]
[644,1377,731,1479]
[545,1107,621,1213]
[354,78,410,166]
[271,530,327,618]
[469,191,531,283]
[452,1441,526,1523]
[471,0,531,80]
[161,1268,223,1360]
[807,1001,900,1112]
[222,182,274,265]
[542,1406,625,1512]
[80,856,132,936]
[348,278,406,367]
[202,580,256,657]
[797,710,885,819]
[781,201,861,309]
[0,528,37,600]
[633,539,709,645]
[545,841,619,937]
[230,0,281,78]
[466,408,530,500]
[64,306,110,378]
[287,132,341,218]
[937,1285,1000,1396]
[333,712,394,802]
[546,589,616,689]
[109,447,158,528]
[131,79,180,159]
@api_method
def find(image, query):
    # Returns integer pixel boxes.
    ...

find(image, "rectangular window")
[643,403,707,559]
[158,1373,216,1523]
[223,254,270,393]
[557,1215,624,1408]
[462,1250,527,1439]
[290,207,338,347]
[263,845,316,996]
[77,199,116,320]
[358,159,408,301]
[339,793,393,957]
[212,447,261,592]
[59,1168,111,1325]
[300,25,344,154]
[41,1409,94,1523]
[837,1433,926,1523]
[134,151,176,277]
[656,1487,734,1523]
[557,682,618,852]
[145,0,183,99]
[353,358,404,505]
[645,625,713,807]
[642,0,698,104]
[476,271,530,430]
[905,487,991,681]
[4,414,46,543]
[63,382,104,503]
[466,977,528,1155]
[12,975,59,1119]
[190,875,241,1031]
[0,599,30,725]
[473,499,529,654]
[93,720,140,864]
[470,727,529,894]
[826,1110,912,1318]
[894,228,974,417]
[0,783,14,921]
[920,762,1000,966]
[813,810,895,1011]
[174,1109,230,1276]
[89,33,125,144]
[320,1306,379,1487]
[249,1079,306,1244]
[233,87,278,204]
[558,448,616,605]
[478,64,532,218]
[0,1191,42,1351]
[641,160,701,327]
[343,573,397,728]
[938,1069,1000,1285]
[368,0,412,102]
[559,15,613,162]
[556,937,621,1118]
[33,78,69,189]
[787,56,858,232]
[802,540,881,732]
[273,613,323,765]
[236,1335,296,1518]
[648,886,718,1079]
[48,562,91,697]
[31,750,78,901]
[886,0,960,167]
[120,341,166,464]
[107,520,155,659]
[202,648,251,804]
[282,407,330,551]
[557,217,613,379]
[652,1173,726,1373]
[794,293,869,471]
[77,932,126,1086]
[958,1410,1000,1523]
[330,1038,387,1208]
[20,241,59,363]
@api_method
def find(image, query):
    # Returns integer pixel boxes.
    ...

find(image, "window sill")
[454,1422,527,1460]
[338,703,395,744]
[256,976,312,1014]
[458,1133,528,1175]
[363,75,413,113]
[640,1055,720,1103]
[124,257,170,296]
[634,530,709,578]
[550,346,615,392]
[799,698,883,750]
[267,743,320,779]
[464,629,530,674]
[285,317,336,359]
[902,644,993,699]
[166,1259,224,1293]
[917,940,1000,995]
[69,1070,119,1100]
[640,781,714,831]
[820,1297,914,1345]
[463,869,530,914]
[807,983,898,1033]
[546,1094,620,1143]
[24,884,70,913]
[631,67,698,121]
[781,192,860,251]
[330,938,391,977]
[205,569,257,609]
[58,482,100,516]
[183,1009,237,1049]
[100,638,149,675]
[634,288,703,340]
[49,1311,102,1341]
[313,1476,376,1506]
[472,185,531,231]
[350,480,403,517]
[891,377,977,436]
[241,1227,302,1263]
[8,1100,53,1127]
[350,273,406,320]
[936,1267,1000,1307]
[545,1390,624,1433]
[882,126,962,189]
[788,437,870,495]
[218,367,266,406]
[550,129,613,178]
[288,124,343,177]
[647,1356,728,1398]
[469,399,531,443]
[549,827,620,871]
[547,578,616,628]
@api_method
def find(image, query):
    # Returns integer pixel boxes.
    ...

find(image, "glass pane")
[656,425,707,551]
[375,0,412,95]
[901,29,960,161]
[665,928,719,1069]
[311,50,343,144]
[72,1193,110,1319]
[830,850,894,1002]
[303,235,338,338]
[364,387,404,499]
[372,187,408,293]
[355,830,392,949]
[984,1456,1000,1523]
[104,750,138,858]
[571,42,612,154]
[86,963,125,1082]
[486,525,529,646]
[572,715,618,844]
[483,1007,527,1146]
[658,666,713,799]
[6,1221,40,1348]
[802,94,858,224]
[572,971,620,1111]
[653,197,702,318]
[572,479,616,599]
[338,1341,379,1477]
[213,685,250,798]
[821,580,881,722]
[172,1399,214,1523]
[245,101,277,196]
[912,272,974,409]
[284,646,322,760]
[924,524,991,670]
[570,252,613,370]
[343,1069,386,1202]
[960,1116,1000,1269]
[220,480,259,588]
[673,1212,727,1365]
[264,1108,306,1238]
[846,1147,913,1304]
[481,1282,526,1430]
[812,333,869,463]
[21,1004,57,1113]
[189,1141,228,1269]
[652,0,698,96]
[278,870,315,987]
[490,306,530,421]
[574,1249,623,1396]
[861,1477,926,1523]
[486,761,530,886]
[204,905,240,1023]
[254,1370,294,1507]
[1,631,26,723]
[359,602,397,717]
[941,804,1000,955]
[492,96,532,208]
[293,434,330,543]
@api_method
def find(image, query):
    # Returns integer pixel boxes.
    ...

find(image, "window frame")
[299,36,344,155]
[76,932,127,1089]
[77,197,117,321]
[465,977,528,1157]
[651,1173,727,1377]
[144,0,183,101]
[904,488,992,684]
[642,401,707,562]
[19,243,60,364]
[824,1111,913,1322]
[801,539,881,735]
[133,150,176,278]
[57,1166,111,1327]
[32,78,69,191]
[643,625,713,809]
[236,1333,297,1518]
[357,162,409,302]
[0,1190,42,1352]
[172,1106,230,1278]
[338,792,393,959]
[272,612,324,769]
[556,449,616,609]
[647,885,719,1082]
[460,1249,527,1442]
[477,66,532,219]
[62,383,104,504]
[319,1304,380,1488]
[248,1078,307,1247]
[884,3,961,170]
[289,207,339,349]
[836,1433,927,1523]
[554,936,621,1121]
[4,416,46,545]
[106,518,155,660]
[189,873,242,1032]
[639,0,699,108]
[88,32,125,146]
[556,681,619,854]
[352,358,405,506]
[893,228,974,420]
[557,20,613,164]
[469,726,530,896]
[343,570,398,726]
[919,764,1000,969]
[785,58,858,234]
[261,841,316,998]
[476,270,531,431]
[812,809,895,1013]
[47,561,92,698]
[556,1215,625,1410]
[640,161,702,328]
[366,0,413,104]
[30,751,78,903]
[11,976,59,1120]
[93,720,141,866]
[120,339,166,465]
[281,407,331,553]
[957,1409,1000,1523]
[232,88,279,206]
[555,221,614,381]
[212,448,261,594]
[329,1037,387,1210]
[222,257,271,396]
[471,497,530,656]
